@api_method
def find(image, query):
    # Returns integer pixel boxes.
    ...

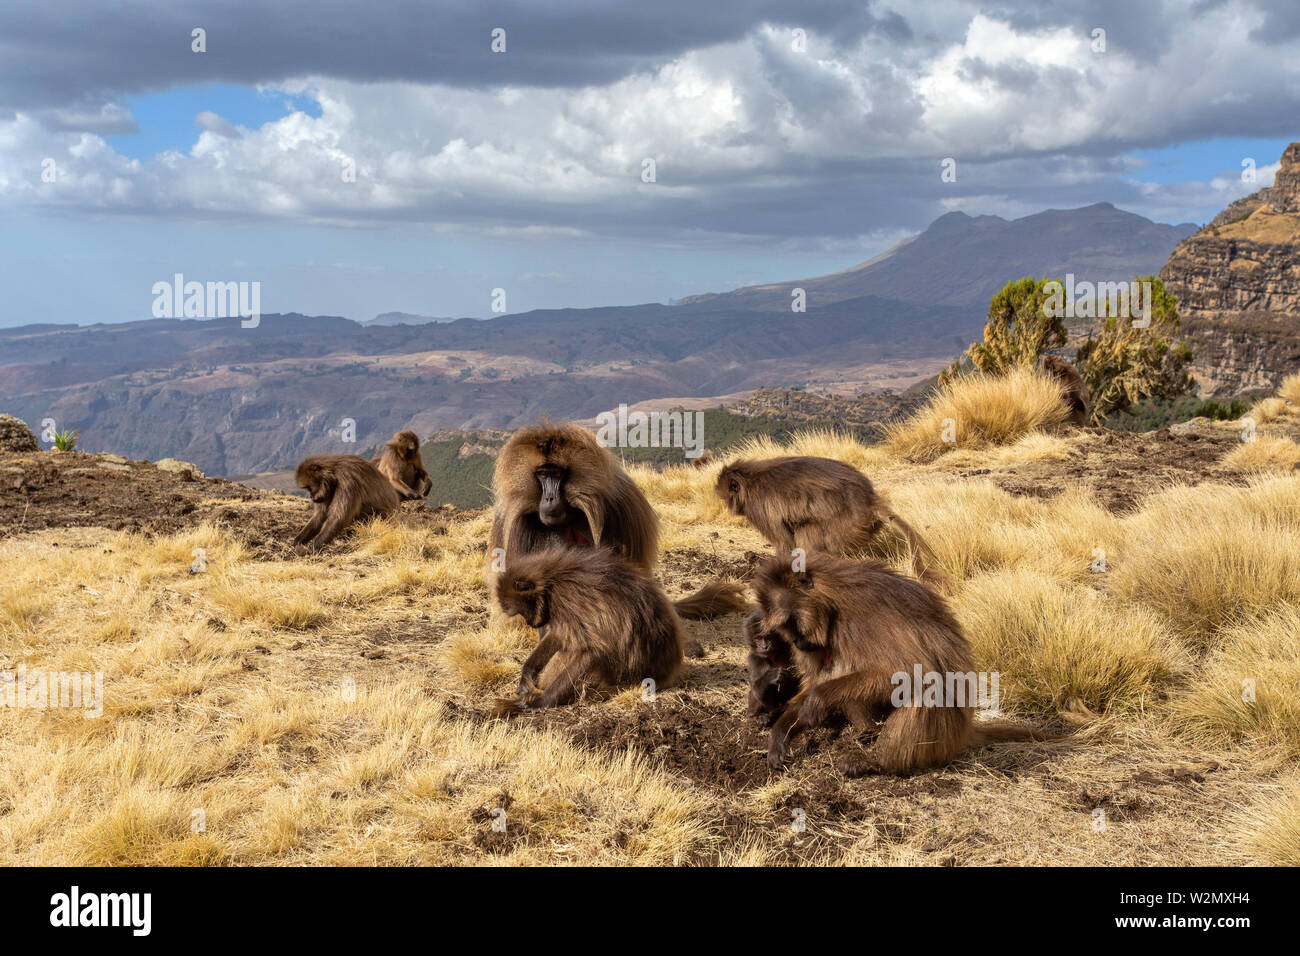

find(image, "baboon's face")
[299,468,334,503]
[715,469,744,515]
[534,464,570,527]
[498,575,550,629]
[760,576,828,652]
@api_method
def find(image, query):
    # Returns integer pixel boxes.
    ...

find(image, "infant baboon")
[1040,354,1091,427]
[292,454,402,553]
[753,553,1052,775]
[715,456,939,579]
[743,608,801,726]
[493,548,684,713]
[371,429,432,500]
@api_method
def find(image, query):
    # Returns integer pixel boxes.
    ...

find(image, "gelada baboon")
[489,421,746,619]
[742,608,801,726]
[753,553,1053,775]
[292,454,402,553]
[1040,354,1091,427]
[715,456,939,579]
[371,429,432,500]
[492,548,683,713]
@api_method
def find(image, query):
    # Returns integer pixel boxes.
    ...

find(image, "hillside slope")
[3,408,1298,866]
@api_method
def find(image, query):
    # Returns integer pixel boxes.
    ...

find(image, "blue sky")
[2,0,1298,328]
[107,85,322,161]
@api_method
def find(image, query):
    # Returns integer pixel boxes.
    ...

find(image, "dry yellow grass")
[1111,478,1300,647]
[953,569,1185,715]
[0,428,1296,866]
[1235,778,1300,865]
[1279,372,1300,406]
[1247,395,1291,424]
[1170,606,1300,756]
[884,367,1071,460]
[1222,436,1300,472]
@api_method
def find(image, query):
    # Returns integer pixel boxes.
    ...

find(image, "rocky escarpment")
[1160,142,1300,395]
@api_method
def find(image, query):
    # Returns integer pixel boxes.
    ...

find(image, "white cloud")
[0,2,1296,239]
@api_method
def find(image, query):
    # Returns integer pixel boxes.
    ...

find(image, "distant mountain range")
[361,312,456,326]
[0,203,1197,476]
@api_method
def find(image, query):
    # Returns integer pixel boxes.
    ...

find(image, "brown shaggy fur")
[493,548,684,712]
[489,421,746,619]
[371,429,432,500]
[1040,354,1091,426]
[292,454,402,553]
[715,455,939,579]
[742,608,801,726]
[753,553,1053,775]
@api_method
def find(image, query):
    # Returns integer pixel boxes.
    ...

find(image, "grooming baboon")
[743,608,801,725]
[1040,354,1091,426]
[489,421,746,620]
[292,454,402,553]
[753,553,1053,775]
[371,429,432,500]
[493,548,684,713]
[715,456,939,579]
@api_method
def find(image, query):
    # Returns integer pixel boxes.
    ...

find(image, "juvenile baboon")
[371,429,432,500]
[489,421,746,619]
[292,454,402,553]
[493,548,684,713]
[1040,354,1091,426]
[753,553,1053,775]
[715,456,939,579]
[743,608,801,725]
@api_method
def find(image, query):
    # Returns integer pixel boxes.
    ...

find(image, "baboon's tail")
[969,721,1064,745]
[673,580,748,620]
[881,506,943,584]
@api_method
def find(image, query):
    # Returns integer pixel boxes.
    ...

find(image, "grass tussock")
[954,569,1185,715]
[1222,436,1300,472]
[1247,395,1292,425]
[1111,483,1300,646]
[1234,779,1300,866]
[1170,606,1300,755]
[1278,371,1300,407]
[885,367,1070,460]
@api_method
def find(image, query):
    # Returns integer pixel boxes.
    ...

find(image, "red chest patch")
[567,528,591,547]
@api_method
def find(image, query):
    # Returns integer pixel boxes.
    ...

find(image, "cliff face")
[1160,142,1300,395]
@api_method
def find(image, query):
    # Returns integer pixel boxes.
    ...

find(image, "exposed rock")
[1161,141,1300,395]
[155,457,206,480]
[0,415,39,452]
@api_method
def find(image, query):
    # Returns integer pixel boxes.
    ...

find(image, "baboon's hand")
[767,730,787,770]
